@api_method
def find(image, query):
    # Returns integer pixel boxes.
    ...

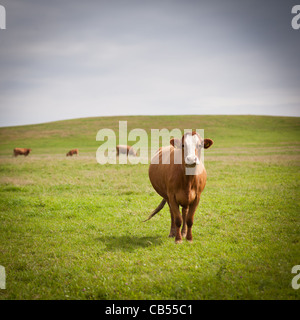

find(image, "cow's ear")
[170,138,182,148]
[204,139,213,149]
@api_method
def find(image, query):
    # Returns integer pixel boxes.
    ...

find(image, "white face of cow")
[170,133,213,169]
[184,133,201,167]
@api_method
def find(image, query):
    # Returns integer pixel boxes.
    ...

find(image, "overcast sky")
[0,0,299,127]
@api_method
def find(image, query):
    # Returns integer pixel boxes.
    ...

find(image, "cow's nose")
[185,155,199,165]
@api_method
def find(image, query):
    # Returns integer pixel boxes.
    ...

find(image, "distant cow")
[13,148,32,157]
[66,149,79,156]
[116,145,137,157]
[144,131,213,243]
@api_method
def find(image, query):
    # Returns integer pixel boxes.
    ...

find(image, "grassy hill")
[0,115,299,155]
[0,115,299,300]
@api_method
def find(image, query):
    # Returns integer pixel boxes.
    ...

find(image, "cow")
[144,131,213,243]
[116,145,137,157]
[13,148,32,157]
[66,149,79,157]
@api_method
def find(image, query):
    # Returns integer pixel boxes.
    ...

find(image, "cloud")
[0,0,299,126]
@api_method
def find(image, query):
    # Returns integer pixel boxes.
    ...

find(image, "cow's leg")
[186,197,200,242]
[168,202,176,237]
[169,197,182,244]
[181,207,188,238]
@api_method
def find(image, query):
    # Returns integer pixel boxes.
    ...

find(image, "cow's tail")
[143,199,167,222]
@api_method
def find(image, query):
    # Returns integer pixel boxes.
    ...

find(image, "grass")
[0,115,299,299]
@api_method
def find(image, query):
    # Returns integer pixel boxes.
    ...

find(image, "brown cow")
[13,148,32,157]
[116,145,137,157]
[144,131,213,243]
[66,149,79,156]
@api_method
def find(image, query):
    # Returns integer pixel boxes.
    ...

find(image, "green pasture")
[0,115,299,299]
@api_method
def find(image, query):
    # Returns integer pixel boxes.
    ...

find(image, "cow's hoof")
[187,239,193,243]
[175,239,183,244]
[168,230,176,237]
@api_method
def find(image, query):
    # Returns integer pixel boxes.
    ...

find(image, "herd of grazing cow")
[13,146,133,158]
[13,148,80,157]
[12,132,213,243]
[13,148,78,157]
